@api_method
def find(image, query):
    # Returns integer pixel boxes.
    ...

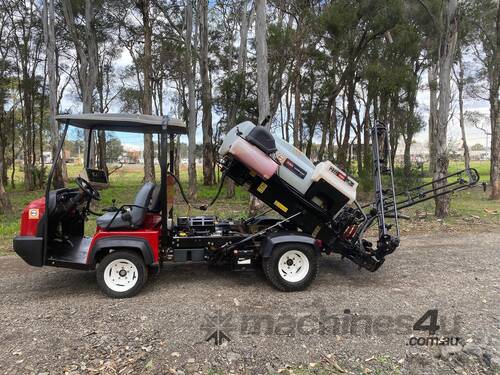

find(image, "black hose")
[166,171,227,211]
[198,173,227,211]
[167,171,192,208]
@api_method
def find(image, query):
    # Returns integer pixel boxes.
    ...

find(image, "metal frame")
[44,121,69,261]
[350,122,479,262]
[43,116,177,264]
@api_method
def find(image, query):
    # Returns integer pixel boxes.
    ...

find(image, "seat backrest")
[149,184,161,212]
[129,182,156,226]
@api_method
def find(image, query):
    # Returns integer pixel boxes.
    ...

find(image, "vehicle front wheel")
[96,250,148,298]
[262,243,318,292]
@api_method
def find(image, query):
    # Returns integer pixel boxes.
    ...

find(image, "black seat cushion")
[97,183,156,230]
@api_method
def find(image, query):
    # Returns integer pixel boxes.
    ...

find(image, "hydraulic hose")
[166,171,227,211]
[198,173,227,211]
[166,171,192,208]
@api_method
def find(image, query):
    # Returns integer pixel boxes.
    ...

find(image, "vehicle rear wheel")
[97,250,148,298]
[262,243,318,292]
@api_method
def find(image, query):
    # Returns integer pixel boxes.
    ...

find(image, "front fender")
[260,232,320,258]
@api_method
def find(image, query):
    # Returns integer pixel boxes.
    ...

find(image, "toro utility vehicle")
[13,113,479,298]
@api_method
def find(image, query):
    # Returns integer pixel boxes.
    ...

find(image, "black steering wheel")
[76,176,101,201]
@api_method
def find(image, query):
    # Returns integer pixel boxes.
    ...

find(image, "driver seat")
[96,183,156,230]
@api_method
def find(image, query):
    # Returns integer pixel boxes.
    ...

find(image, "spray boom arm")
[348,122,480,267]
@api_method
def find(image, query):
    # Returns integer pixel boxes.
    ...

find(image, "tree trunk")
[337,80,355,168]
[0,161,11,214]
[10,108,15,188]
[250,0,270,215]
[43,0,64,189]
[62,0,98,166]
[0,120,6,186]
[362,95,372,175]
[22,73,34,191]
[293,76,302,148]
[227,0,250,131]
[139,0,156,183]
[97,130,108,174]
[185,0,197,198]
[284,86,291,142]
[456,53,470,170]
[354,106,363,175]
[433,0,459,218]
[226,0,251,198]
[255,0,270,126]
[327,102,336,160]
[317,102,331,161]
[403,133,413,177]
[39,60,46,188]
[490,2,500,199]
[175,135,181,178]
[199,0,215,186]
[428,63,438,174]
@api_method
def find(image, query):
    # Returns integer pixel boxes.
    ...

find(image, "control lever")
[102,199,119,213]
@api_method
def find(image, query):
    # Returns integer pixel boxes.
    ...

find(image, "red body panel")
[19,197,45,236]
[88,213,162,264]
[19,195,162,265]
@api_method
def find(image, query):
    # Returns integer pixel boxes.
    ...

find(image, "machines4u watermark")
[202,308,461,347]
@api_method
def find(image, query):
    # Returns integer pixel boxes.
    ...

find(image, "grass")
[0,160,499,255]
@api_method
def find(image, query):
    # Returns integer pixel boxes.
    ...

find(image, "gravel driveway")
[0,231,499,375]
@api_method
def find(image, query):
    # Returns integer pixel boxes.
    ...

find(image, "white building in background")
[392,137,491,163]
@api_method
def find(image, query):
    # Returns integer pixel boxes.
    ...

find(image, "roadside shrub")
[392,166,423,193]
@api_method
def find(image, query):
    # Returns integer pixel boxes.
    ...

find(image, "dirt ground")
[0,231,499,375]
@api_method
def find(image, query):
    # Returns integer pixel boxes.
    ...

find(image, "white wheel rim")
[278,250,310,283]
[103,259,138,292]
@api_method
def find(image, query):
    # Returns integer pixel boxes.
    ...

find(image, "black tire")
[96,250,148,298]
[262,243,319,292]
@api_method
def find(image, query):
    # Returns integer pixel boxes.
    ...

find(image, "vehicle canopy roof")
[56,113,187,135]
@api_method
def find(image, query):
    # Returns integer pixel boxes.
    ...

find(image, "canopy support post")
[160,121,169,249]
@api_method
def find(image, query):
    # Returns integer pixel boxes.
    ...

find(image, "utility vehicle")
[13,113,479,298]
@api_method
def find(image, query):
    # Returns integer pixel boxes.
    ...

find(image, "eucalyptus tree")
[466,0,500,199]
[255,0,270,126]
[0,6,12,212]
[42,0,64,189]
[417,0,459,217]
[5,0,44,191]
[137,0,156,183]
[320,0,404,167]
[61,0,99,169]
[199,0,215,185]
[210,0,251,197]
[185,0,198,198]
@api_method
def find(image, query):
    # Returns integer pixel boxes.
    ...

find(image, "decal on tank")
[283,158,307,179]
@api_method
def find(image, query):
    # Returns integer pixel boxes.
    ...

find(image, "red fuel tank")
[19,197,45,236]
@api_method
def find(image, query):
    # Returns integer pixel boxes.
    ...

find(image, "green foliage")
[391,166,423,192]
[471,143,485,151]
[358,168,374,193]
[105,134,123,162]
[31,165,46,189]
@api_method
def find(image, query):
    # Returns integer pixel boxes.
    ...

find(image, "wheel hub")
[103,259,138,293]
[278,250,310,283]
